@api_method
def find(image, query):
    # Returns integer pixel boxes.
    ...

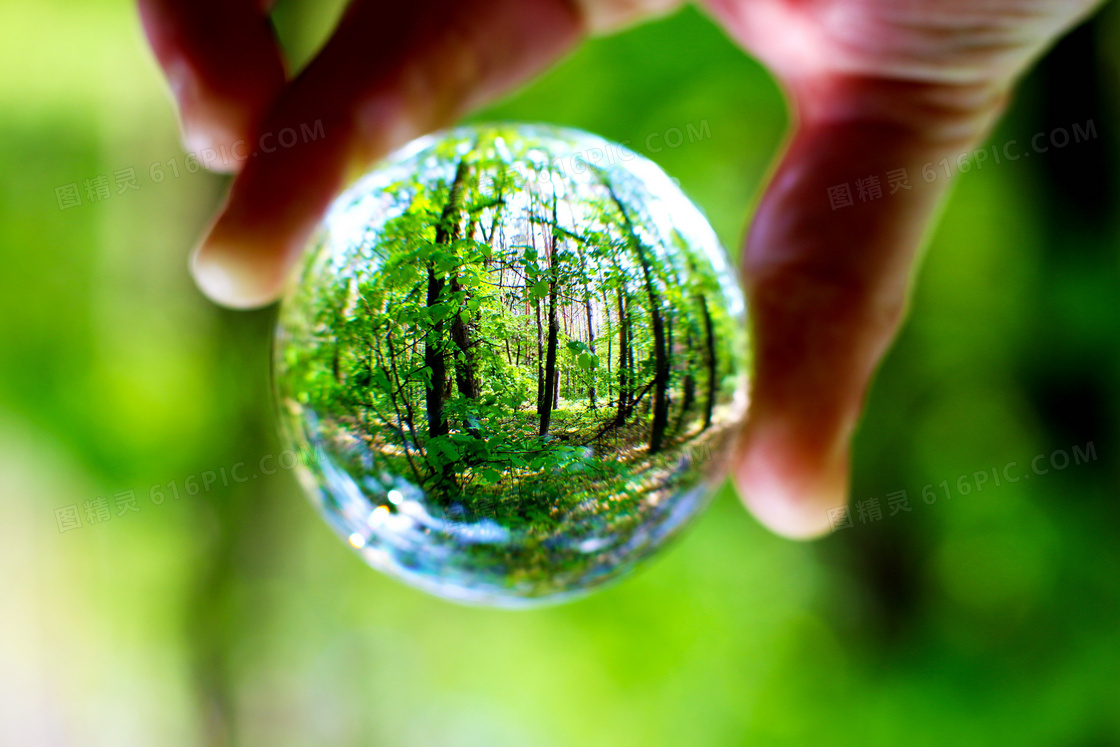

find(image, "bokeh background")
[3,1,1120,744]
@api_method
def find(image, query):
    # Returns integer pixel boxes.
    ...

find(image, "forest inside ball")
[274,124,748,604]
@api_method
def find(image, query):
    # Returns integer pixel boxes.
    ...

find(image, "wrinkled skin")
[140,0,1104,537]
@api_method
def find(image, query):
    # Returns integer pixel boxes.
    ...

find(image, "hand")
[141,0,1103,538]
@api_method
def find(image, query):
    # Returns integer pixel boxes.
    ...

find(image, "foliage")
[275,125,747,597]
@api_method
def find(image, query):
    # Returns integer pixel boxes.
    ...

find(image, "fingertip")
[733,422,849,540]
[190,234,286,309]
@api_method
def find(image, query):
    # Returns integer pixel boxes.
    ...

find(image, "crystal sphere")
[273,123,748,606]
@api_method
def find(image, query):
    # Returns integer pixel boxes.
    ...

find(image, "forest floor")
[339,396,728,540]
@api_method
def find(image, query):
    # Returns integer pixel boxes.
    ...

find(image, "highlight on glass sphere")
[273,123,748,606]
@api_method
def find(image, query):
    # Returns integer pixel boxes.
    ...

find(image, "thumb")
[735,76,1007,538]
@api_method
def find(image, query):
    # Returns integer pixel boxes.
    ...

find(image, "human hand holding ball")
[141,0,1104,541]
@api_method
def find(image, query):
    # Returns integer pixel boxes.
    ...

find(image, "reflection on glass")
[274,124,748,605]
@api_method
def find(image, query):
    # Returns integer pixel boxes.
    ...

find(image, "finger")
[190,0,583,308]
[139,0,285,169]
[570,0,684,34]
[734,76,1008,538]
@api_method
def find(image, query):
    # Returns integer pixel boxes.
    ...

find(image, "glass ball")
[273,123,748,606]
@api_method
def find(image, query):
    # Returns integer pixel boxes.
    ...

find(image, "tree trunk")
[643,276,669,453]
[449,275,481,402]
[674,324,696,434]
[535,296,544,411]
[449,214,482,411]
[539,267,561,435]
[698,293,717,431]
[615,288,629,426]
[539,192,565,436]
[603,289,613,403]
[425,158,468,456]
[607,186,670,453]
[584,293,596,408]
[425,265,449,439]
[665,314,673,410]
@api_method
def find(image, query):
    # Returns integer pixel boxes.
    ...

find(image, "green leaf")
[428,436,459,462]
[371,367,391,391]
[433,250,458,275]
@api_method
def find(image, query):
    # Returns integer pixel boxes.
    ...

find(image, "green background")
[2,1,1118,744]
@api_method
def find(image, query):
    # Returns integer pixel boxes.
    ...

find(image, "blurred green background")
[2,1,1119,744]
